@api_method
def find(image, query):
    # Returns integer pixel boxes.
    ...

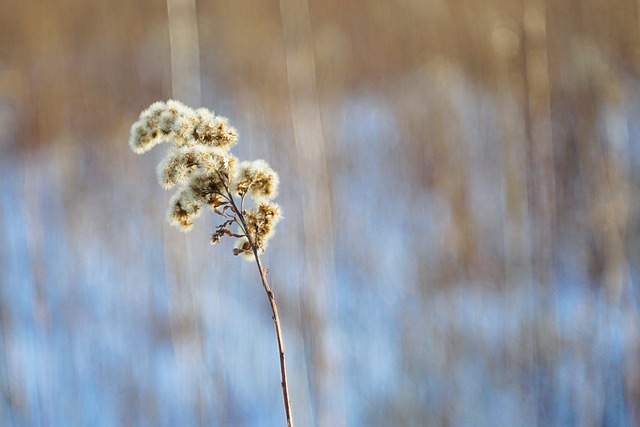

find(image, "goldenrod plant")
[129,100,293,426]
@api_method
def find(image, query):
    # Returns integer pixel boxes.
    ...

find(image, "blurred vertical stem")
[522,0,556,287]
[167,0,201,104]
[279,0,345,423]
[166,0,207,423]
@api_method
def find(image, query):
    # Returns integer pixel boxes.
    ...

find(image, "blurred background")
[1,0,639,425]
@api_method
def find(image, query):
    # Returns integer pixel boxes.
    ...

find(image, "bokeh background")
[1,0,639,425]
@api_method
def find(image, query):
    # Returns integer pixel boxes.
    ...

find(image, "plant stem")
[223,186,293,426]
[252,251,294,427]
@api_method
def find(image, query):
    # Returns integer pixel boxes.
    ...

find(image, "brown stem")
[252,251,294,427]
[223,187,293,426]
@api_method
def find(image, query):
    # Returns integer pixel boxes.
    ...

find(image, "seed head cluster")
[129,100,281,257]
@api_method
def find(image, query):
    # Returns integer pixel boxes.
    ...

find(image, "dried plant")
[129,100,293,426]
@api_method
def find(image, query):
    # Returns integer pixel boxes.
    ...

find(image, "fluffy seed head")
[129,101,198,153]
[166,187,202,231]
[244,202,282,252]
[234,159,279,201]
[156,146,235,190]
[131,100,281,250]
[193,113,238,150]
[188,171,227,209]
[128,101,167,153]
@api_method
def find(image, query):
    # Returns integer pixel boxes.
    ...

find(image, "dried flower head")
[166,187,202,231]
[129,100,195,153]
[157,146,236,190]
[193,110,239,150]
[232,202,281,257]
[233,160,279,201]
[130,100,281,258]
[244,202,282,250]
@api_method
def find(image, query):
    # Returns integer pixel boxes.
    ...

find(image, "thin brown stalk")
[252,251,294,427]
[131,99,288,423]
[226,184,293,427]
